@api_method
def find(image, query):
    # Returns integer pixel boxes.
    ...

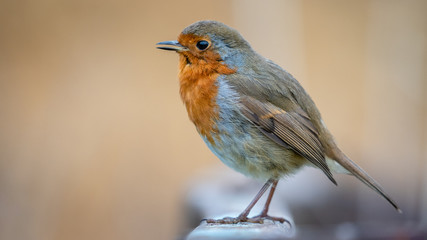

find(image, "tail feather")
[330,148,402,213]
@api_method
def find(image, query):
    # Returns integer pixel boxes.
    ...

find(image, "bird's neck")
[178,55,235,144]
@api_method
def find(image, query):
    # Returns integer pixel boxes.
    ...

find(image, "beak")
[156,41,187,52]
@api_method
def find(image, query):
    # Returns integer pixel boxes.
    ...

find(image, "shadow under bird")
[157,20,401,224]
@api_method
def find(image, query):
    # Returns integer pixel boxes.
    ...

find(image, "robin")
[157,20,401,224]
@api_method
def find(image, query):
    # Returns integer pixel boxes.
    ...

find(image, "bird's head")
[157,20,252,71]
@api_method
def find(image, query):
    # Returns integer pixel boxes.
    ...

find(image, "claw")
[247,215,290,225]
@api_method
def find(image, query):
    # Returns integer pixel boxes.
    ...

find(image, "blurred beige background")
[0,0,426,239]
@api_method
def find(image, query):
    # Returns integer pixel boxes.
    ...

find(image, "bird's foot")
[203,215,289,225]
[203,216,248,224]
[246,214,290,225]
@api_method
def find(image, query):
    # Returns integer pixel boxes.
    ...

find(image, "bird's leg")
[236,179,274,221]
[205,179,273,224]
[247,180,289,224]
[259,179,278,217]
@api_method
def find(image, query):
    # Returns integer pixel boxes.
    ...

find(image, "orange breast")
[178,46,235,144]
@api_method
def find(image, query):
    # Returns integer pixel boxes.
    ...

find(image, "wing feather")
[240,95,336,184]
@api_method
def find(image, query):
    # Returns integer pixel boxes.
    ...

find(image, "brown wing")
[240,95,336,185]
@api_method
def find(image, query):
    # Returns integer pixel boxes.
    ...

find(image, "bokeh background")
[1,0,426,239]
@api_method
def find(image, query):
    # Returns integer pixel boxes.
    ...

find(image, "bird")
[156,20,401,224]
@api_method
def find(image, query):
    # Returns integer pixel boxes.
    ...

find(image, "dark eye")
[196,40,210,50]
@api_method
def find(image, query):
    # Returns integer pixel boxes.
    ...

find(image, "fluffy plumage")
[157,20,401,220]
